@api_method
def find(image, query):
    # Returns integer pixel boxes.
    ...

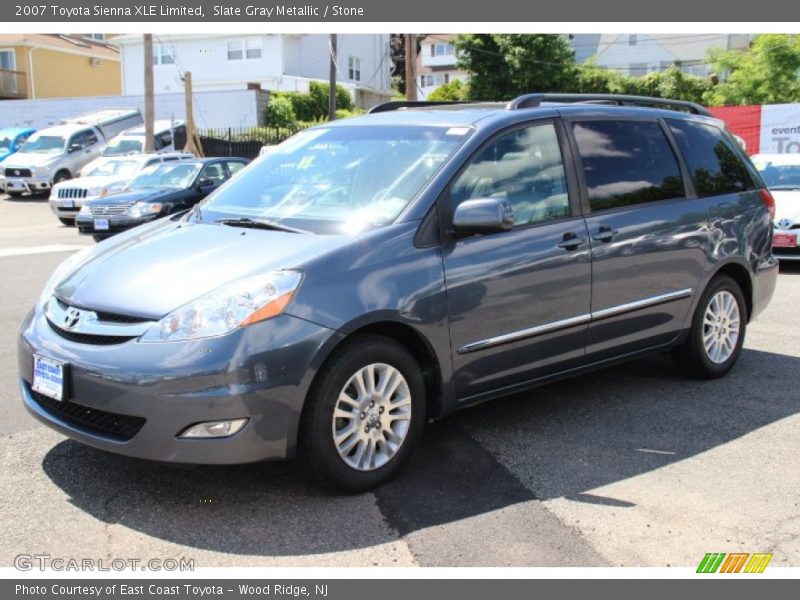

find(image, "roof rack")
[506,93,711,117]
[368,100,478,114]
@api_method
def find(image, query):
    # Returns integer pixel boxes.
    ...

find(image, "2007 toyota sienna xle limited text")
[19,94,778,491]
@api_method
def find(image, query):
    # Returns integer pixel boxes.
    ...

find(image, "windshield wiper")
[215,217,309,234]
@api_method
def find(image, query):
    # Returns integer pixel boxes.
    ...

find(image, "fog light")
[179,418,248,439]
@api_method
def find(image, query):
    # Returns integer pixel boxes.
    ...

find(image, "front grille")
[28,385,146,441]
[5,168,32,178]
[47,318,136,345]
[55,298,150,325]
[90,203,133,216]
[57,188,88,199]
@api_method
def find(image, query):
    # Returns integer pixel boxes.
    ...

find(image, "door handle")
[592,225,618,243]
[558,232,586,250]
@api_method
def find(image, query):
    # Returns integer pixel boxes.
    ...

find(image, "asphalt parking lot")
[1,194,798,568]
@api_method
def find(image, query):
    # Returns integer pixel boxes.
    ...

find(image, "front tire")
[58,217,75,226]
[53,171,71,185]
[299,334,426,492]
[673,274,747,379]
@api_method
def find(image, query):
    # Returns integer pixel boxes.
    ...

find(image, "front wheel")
[673,274,747,379]
[58,217,75,226]
[299,334,426,492]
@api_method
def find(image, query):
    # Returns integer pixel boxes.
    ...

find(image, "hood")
[0,148,10,161]
[4,151,62,168]
[84,187,182,206]
[52,175,125,191]
[56,218,348,319]
[772,190,800,227]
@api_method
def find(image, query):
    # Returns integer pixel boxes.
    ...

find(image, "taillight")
[759,188,776,220]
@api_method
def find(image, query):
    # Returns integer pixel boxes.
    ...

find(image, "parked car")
[19,94,778,491]
[76,157,248,240]
[49,152,195,226]
[751,153,800,261]
[0,127,36,193]
[2,109,142,198]
[80,120,187,176]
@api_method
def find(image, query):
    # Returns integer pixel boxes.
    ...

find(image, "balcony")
[421,53,458,68]
[0,69,27,99]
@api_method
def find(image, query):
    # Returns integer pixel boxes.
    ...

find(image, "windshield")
[195,125,469,234]
[104,137,144,156]
[20,134,65,154]
[127,162,201,190]
[85,158,143,178]
[755,161,800,190]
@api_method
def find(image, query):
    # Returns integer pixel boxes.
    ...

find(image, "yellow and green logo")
[697,552,773,573]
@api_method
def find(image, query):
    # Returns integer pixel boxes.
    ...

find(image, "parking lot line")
[0,244,91,259]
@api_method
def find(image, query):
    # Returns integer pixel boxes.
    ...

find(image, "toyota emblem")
[64,307,82,329]
[777,218,791,229]
[14,169,20,176]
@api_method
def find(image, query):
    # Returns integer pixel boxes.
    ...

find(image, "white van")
[2,109,143,197]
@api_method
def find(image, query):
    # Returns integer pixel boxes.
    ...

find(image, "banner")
[710,103,800,156]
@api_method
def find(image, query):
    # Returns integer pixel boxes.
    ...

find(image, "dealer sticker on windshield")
[32,354,65,401]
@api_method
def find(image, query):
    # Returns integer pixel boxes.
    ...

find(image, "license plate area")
[773,232,797,248]
[94,218,109,231]
[32,354,67,401]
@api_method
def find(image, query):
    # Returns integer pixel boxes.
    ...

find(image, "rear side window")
[572,120,685,211]
[667,119,755,198]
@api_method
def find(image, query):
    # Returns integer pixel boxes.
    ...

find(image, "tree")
[455,34,578,100]
[427,79,470,101]
[703,34,800,105]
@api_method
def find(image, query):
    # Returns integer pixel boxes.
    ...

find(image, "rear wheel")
[673,274,747,379]
[299,334,426,492]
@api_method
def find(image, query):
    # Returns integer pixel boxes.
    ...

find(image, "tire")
[6,191,24,199]
[299,334,426,492]
[58,217,75,226]
[92,235,107,243]
[53,171,71,185]
[673,274,747,379]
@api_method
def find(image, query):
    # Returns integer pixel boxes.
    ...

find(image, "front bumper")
[76,214,155,237]
[4,176,51,194]
[18,307,337,464]
[50,196,97,219]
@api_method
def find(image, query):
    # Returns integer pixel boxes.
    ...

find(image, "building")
[0,34,120,100]
[112,34,393,109]
[415,34,469,100]
[573,34,752,77]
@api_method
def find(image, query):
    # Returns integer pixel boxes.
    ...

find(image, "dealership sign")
[710,103,800,155]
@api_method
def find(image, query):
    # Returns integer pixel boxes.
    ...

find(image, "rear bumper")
[751,256,779,320]
[18,308,337,464]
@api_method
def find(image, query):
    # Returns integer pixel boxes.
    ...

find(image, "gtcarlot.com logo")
[14,554,194,571]
[697,552,773,573]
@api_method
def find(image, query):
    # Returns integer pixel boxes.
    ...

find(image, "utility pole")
[143,34,155,153]
[182,71,203,156]
[328,34,337,121]
[405,34,417,101]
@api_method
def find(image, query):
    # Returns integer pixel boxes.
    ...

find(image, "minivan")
[18,94,778,491]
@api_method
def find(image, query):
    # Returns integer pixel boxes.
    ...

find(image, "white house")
[585,34,752,77]
[415,34,469,100]
[112,34,393,109]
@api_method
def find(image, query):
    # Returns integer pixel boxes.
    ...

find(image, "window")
[83,130,99,147]
[450,123,570,227]
[667,119,756,198]
[227,40,243,60]
[153,44,174,65]
[246,38,262,59]
[628,34,638,46]
[348,56,361,81]
[0,49,15,70]
[68,131,86,149]
[228,39,262,61]
[226,161,246,176]
[154,130,172,150]
[433,42,455,56]
[572,120,685,211]
[84,34,105,41]
[200,163,226,185]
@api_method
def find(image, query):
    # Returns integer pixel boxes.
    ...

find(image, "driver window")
[450,123,570,227]
[200,163,226,185]
[68,131,86,149]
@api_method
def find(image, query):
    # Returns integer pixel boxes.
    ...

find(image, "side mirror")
[452,198,515,235]
[196,178,215,191]
[68,143,82,153]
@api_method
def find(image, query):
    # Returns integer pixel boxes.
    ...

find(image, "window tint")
[84,130,99,147]
[451,123,570,227]
[667,119,755,197]
[226,161,246,176]
[200,163,226,185]
[572,120,685,211]
[68,131,86,148]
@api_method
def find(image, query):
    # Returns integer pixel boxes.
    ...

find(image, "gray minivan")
[18,94,778,491]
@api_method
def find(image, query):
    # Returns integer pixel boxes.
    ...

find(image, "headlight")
[128,202,163,219]
[36,164,50,176]
[85,187,104,197]
[38,247,92,309]
[139,271,303,343]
